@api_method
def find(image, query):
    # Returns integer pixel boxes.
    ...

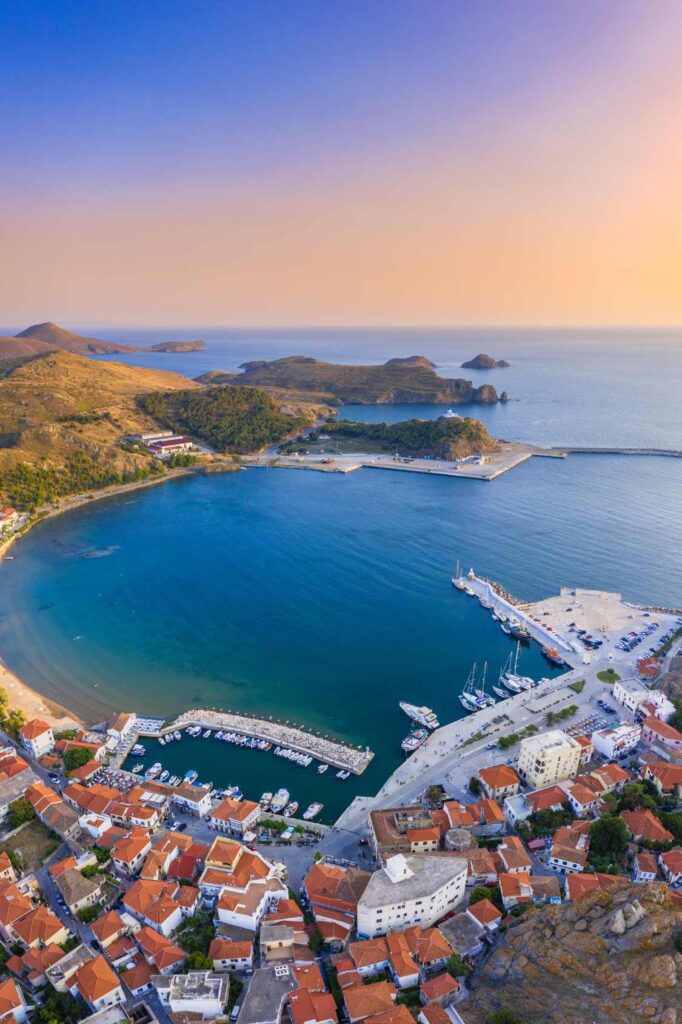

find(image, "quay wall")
[137,708,374,775]
[462,574,576,656]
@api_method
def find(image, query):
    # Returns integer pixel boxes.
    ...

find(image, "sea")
[0,327,681,822]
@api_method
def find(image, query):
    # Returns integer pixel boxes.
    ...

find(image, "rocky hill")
[461,352,510,368]
[0,351,203,508]
[196,354,505,405]
[466,882,682,1024]
[307,416,498,460]
[3,322,205,356]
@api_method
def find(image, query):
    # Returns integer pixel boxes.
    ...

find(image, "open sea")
[0,327,681,821]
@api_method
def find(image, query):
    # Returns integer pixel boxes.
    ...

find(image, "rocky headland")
[461,352,510,369]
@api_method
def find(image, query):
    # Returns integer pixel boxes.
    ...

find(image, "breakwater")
[137,708,374,775]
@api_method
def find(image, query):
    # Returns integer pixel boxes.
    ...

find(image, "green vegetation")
[488,1011,522,1024]
[138,386,308,454]
[588,815,629,870]
[597,669,621,683]
[76,905,101,924]
[469,885,503,911]
[59,936,80,954]
[469,776,482,796]
[446,953,471,978]
[226,976,244,1014]
[175,910,215,956]
[544,704,578,727]
[311,415,496,460]
[167,452,198,468]
[185,951,213,971]
[7,797,36,830]
[656,812,682,845]
[33,991,86,1024]
[93,845,110,864]
[81,864,100,878]
[654,628,682,659]
[670,700,682,732]
[55,729,78,741]
[309,926,324,953]
[523,804,573,838]
[568,679,585,694]
[1,456,159,512]
[617,782,657,812]
[63,747,93,772]
[427,784,444,805]
[498,722,539,749]
[396,987,421,1008]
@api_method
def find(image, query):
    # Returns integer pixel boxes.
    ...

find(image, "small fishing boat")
[284,801,299,817]
[203,730,212,739]
[317,764,328,774]
[260,792,273,808]
[173,731,181,741]
[303,802,324,820]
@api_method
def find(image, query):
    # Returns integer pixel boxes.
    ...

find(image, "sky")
[2,0,682,327]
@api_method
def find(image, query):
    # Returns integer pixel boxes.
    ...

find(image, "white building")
[612,680,675,722]
[18,719,55,760]
[517,730,582,789]
[591,722,641,760]
[172,784,212,818]
[356,853,467,939]
[152,971,229,1019]
[106,713,136,744]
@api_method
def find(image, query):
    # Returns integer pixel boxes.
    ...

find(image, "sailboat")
[504,642,534,690]
[474,662,496,707]
[459,664,480,711]
[492,657,510,698]
[452,559,467,590]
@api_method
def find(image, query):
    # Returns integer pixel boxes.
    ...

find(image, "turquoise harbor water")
[0,329,681,821]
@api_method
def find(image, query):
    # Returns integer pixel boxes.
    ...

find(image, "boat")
[203,730,212,739]
[474,662,495,707]
[501,622,511,635]
[284,801,299,817]
[130,744,146,756]
[159,770,169,782]
[509,619,531,642]
[303,802,324,820]
[443,408,460,419]
[336,770,350,780]
[260,792,273,808]
[492,685,508,698]
[401,728,428,752]
[452,559,467,590]
[542,645,566,667]
[131,763,143,773]
[158,736,166,745]
[399,702,440,730]
[464,585,475,596]
[183,770,198,784]
[173,731,181,741]
[270,788,290,813]
[317,764,328,774]
[459,663,481,710]
[231,787,243,801]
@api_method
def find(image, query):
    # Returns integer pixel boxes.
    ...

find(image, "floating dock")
[136,708,374,775]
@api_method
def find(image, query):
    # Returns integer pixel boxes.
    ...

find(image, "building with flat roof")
[591,722,641,760]
[517,730,582,789]
[237,965,297,1024]
[357,853,466,939]
[152,971,229,1019]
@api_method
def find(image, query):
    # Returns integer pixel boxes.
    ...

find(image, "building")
[498,872,561,911]
[641,716,682,752]
[0,749,38,824]
[302,862,370,949]
[478,764,520,801]
[438,913,485,959]
[288,987,337,1024]
[208,937,254,973]
[210,797,260,837]
[368,806,443,862]
[106,713,137,744]
[573,734,594,766]
[344,979,397,1023]
[659,848,682,886]
[0,978,28,1023]
[52,864,103,914]
[13,906,69,950]
[613,680,674,721]
[642,761,682,800]
[621,809,674,845]
[565,873,628,902]
[517,730,582,789]
[496,836,532,874]
[124,878,199,936]
[591,723,641,760]
[146,436,196,457]
[632,852,658,883]
[564,781,602,818]
[171,783,213,818]
[18,719,55,759]
[356,854,466,939]
[152,971,229,1019]
[237,965,297,1024]
[547,824,590,874]
[111,829,153,877]
[419,971,460,1007]
[73,955,125,1012]
[466,897,502,934]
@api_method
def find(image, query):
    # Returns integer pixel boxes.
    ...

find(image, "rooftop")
[359,853,466,909]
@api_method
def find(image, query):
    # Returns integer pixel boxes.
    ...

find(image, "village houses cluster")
[0,666,679,1024]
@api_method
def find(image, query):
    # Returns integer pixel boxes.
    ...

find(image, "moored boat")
[303,802,324,820]
[284,801,299,817]
[270,788,290,813]
[399,702,440,730]
[401,728,428,752]
[542,645,566,667]
[260,791,273,808]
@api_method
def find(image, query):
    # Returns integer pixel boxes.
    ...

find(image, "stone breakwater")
[153,708,374,775]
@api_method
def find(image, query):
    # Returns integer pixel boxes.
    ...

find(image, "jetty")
[136,708,374,775]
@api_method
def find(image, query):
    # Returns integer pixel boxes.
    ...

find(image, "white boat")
[317,764,328,774]
[159,770,169,782]
[492,685,508,699]
[401,727,428,752]
[452,559,467,590]
[270,788,290,814]
[132,764,143,773]
[260,791,273,808]
[203,730,211,739]
[173,731,181,741]
[399,702,440,730]
[303,802,324,820]
[459,664,481,710]
[474,662,496,707]
[159,736,166,745]
[336,770,350,780]
[284,801,299,817]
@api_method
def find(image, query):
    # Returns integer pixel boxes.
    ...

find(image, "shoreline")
[0,465,210,728]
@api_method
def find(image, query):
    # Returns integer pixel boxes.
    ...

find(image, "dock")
[136,708,374,775]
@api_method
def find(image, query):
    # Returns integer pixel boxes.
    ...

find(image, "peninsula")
[195,353,505,404]
[1,321,205,358]
[461,352,510,368]
[283,415,497,460]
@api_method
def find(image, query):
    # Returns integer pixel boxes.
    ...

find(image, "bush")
[589,816,629,861]
[77,905,101,924]
[446,953,471,978]
[81,864,100,878]
[185,951,213,971]
[7,797,36,830]
[64,747,94,772]
[396,986,421,1007]
[469,777,482,796]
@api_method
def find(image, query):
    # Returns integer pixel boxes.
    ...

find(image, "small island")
[461,352,510,369]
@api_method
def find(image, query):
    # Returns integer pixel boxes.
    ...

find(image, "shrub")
[7,797,36,830]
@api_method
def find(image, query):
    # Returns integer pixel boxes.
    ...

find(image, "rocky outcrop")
[466,882,682,1024]
[148,340,205,352]
[462,353,510,369]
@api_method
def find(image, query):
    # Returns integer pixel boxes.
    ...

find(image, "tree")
[427,785,443,806]
[185,951,213,971]
[618,783,655,812]
[488,1011,522,1024]
[468,776,482,796]
[469,885,502,910]
[446,953,471,978]
[7,796,35,830]
[589,816,629,861]
[33,991,86,1024]
[77,905,100,924]
[0,708,26,738]
[63,747,93,772]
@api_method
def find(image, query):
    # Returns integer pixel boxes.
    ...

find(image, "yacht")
[183,769,198,784]
[158,736,166,746]
[131,763,143,774]
[509,619,531,642]
[336,770,350,780]
[399,702,440,730]
[159,770,169,782]
[542,646,566,667]
[270,788,290,814]
[474,662,496,707]
[303,802,324,820]
[452,559,467,590]
[174,731,182,741]
[459,664,481,711]
[401,728,428,753]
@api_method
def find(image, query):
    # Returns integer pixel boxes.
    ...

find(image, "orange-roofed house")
[209,937,254,973]
[5,943,63,991]
[73,954,124,1011]
[418,1005,454,1024]
[403,925,452,975]
[289,987,337,1024]
[18,719,54,760]
[565,781,602,819]
[124,878,189,936]
[0,977,28,1023]
[303,861,370,949]
[641,716,682,751]
[349,937,390,978]
[548,823,590,874]
[344,980,396,1023]
[637,657,660,680]
[210,797,260,837]
[642,762,682,800]
[215,876,287,932]
[633,851,659,884]
[91,910,128,950]
[499,872,561,911]
[496,836,532,874]
[407,826,441,853]
[478,764,520,801]
[386,931,420,989]
[369,1009,414,1024]
[573,734,594,766]
[120,955,154,998]
[466,897,502,933]
[565,872,628,902]
[419,971,460,1007]
[292,962,326,992]
[589,763,630,794]
[135,925,186,974]
[621,809,674,845]
[111,828,153,876]
[13,905,68,950]
[0,853,16,886]
[659,848,682,886]
[0,885,34,944]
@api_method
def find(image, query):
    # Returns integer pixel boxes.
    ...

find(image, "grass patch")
[597,669,620,683]
[2,819,61,872]
[568,679,585,694]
